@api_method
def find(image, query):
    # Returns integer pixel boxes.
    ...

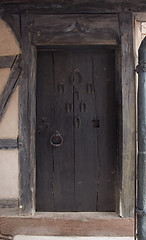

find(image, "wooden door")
[36,47,117,212]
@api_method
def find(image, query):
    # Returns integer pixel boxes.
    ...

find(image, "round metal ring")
[50,131,63,147]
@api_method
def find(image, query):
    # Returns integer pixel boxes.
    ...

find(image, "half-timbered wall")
[0,13,137,217]
[0,19,20,213]
[1,7,145,237]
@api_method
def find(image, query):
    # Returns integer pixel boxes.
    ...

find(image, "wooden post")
[118,12,136,218]
[19,14,36,214]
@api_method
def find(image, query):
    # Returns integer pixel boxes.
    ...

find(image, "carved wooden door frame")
[17,13,135,217]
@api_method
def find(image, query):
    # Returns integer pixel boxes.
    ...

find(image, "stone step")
[14,236,134,240]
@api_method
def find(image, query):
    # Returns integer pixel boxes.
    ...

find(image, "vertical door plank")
[52,50,74,211]
[73,49,98,211]
[93,49,117,211]
[36,51,55,211]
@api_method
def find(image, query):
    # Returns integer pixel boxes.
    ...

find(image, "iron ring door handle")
[50,131,63,147]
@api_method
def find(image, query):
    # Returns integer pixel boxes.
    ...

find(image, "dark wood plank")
[33,14,119,46]
[0,55,21,123]
[118,12,136,218]
[1,1,146,13]
[0,55,16,69]
[0,199,18,208]
[92,48,117,211]
[52,50,74,211]
[36,51,55,211]
[36,50,75,211]
[72,49,98,211]
[0,138,18,149]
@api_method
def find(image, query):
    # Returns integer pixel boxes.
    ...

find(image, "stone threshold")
[0,213,134,237]
[14,236,134,240]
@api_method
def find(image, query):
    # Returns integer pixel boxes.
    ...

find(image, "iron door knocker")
[50,131,63,147]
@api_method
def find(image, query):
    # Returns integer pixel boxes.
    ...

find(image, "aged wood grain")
[73,49,99,212]
[33,14,120,46]
[0,214,134,237]
[0,55,21,122]
[0,55,16,69]
[19,14,35,214]
[36,51,57,211]
[0,199,18,208]
[0,0,146,13]
[36,48,117,212]
[52,51,75,211]
[0,138,18,149]
[92,48,117,211]
[118,12,136,218]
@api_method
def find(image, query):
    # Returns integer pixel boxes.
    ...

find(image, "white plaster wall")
[0,19,20,56]
[134,20,142,61]
[0,19,20,199]
[0,150,19,198]
[0,88,18,138]
[141,22,146,39]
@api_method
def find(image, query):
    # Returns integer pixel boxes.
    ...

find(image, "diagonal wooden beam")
[0,55,17,69]
[0,54,21,122]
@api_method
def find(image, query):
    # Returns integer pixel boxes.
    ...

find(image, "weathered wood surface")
[29,46,37,214]
[118,12,136,218]
[0,55,21,122]
[0,0,146,13]
[36,51,56,211]
[19,14,36,214]
[0,199,19,216]
[91,48,117,211]
[134,13,146,22]
[0,55,16,69]
[0,214,134,237]
[0,138,18,149]
[0,199,18,208]
[33,14,120,45]
[36,48,117,212]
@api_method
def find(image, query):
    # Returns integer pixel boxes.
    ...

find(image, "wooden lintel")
[0,138,18,149]
[0,54,21,122]
[0,1,146,14]
[0,55,16,69]
[33,14,120,46]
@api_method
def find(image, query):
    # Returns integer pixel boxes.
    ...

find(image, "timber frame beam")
[0,10,136,219]
[0,55,21,122]
[0,0,146,14]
